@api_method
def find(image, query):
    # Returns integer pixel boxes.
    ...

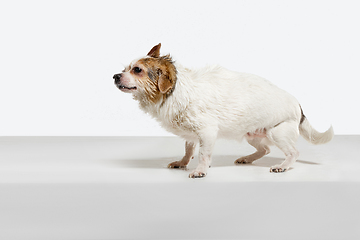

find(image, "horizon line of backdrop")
[0,0,359,136]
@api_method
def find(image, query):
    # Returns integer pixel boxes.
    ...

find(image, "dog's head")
[113,43,177,104]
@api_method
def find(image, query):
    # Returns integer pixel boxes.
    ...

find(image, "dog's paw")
[167,161,187,169]
[234,157,251,164]
[270,165,287,173]
[189,170,207,178]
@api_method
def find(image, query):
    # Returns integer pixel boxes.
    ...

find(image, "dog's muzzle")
[113,73,137,92]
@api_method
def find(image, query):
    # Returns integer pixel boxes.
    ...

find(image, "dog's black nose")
[113,74,122,84]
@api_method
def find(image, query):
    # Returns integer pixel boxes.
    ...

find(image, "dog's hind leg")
[267,121,300,173]
[235,138,270,164]
[168,141,196,169]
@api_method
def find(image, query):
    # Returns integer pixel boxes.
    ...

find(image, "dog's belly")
[217,128,247,140]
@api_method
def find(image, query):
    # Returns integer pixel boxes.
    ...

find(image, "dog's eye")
[133,67,142,73]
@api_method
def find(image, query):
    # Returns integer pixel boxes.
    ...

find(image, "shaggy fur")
[113,43,334,178]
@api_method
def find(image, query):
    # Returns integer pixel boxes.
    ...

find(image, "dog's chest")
[153,105,199,140]
[162,114,198,138]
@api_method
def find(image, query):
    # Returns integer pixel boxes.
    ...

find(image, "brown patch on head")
[141,55,177,94]
[132,54,177,104]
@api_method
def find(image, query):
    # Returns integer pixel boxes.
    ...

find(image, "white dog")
[113,43,334,178]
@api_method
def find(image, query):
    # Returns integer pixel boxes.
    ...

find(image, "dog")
[113,43,334,178]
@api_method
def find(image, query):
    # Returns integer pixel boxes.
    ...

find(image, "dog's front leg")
[168,141,196,169]
[189,130,217,178]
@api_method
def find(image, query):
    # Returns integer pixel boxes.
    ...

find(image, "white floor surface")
[0,136,359,240]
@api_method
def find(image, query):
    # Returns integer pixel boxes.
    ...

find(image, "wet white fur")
[128,62,334,178]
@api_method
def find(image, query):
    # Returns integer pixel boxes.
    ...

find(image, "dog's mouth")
[117,85,137,92]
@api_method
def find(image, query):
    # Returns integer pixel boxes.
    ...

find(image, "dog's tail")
[299,108,334,144]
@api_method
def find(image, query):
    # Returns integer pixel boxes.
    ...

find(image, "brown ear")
[147,43,161,58]
[158,77,172,93]
[158,68,175,94]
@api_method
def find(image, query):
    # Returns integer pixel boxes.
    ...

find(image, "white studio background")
[0,0,359,136]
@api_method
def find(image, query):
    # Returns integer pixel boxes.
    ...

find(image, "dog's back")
[164,64,301,139]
